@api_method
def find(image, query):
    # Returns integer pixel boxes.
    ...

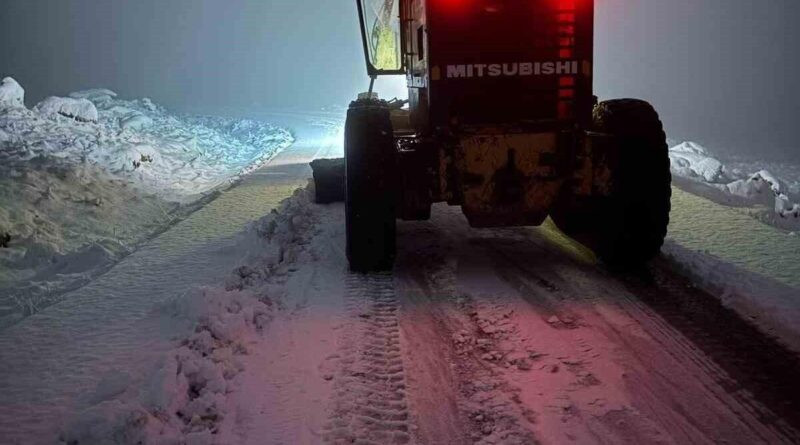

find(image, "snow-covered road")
[0,111,342,443]
[210,191,799,445]
[67,181,795,445]
[389,204,800,444]
[1,109,799,444]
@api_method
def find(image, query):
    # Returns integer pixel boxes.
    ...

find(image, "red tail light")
[438,0,473,10]
[554,0,577,10]
[556,0,578,120]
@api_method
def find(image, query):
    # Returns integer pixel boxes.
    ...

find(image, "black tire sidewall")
[594,99,672,266]
[344,100,397,272]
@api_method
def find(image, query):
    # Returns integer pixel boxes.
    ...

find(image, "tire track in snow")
[486,234,800,443]
[614,266,800,443]
[396,228,539,445]
[324,273,412,444]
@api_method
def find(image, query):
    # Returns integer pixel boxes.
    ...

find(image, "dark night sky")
[1,0,798,161]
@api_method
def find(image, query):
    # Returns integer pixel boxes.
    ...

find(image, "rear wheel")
[553,99,671,266]
[344,99,397,272]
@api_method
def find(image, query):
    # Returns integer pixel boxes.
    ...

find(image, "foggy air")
[1,1,799,444]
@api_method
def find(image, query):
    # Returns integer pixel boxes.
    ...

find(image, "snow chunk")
[669,141,728,183]
[119,112,153,131]
[776,196,800,218]
[69,88,118,104]
[752,170,785,195]
[35,96,99,122]
[59,400,163,445]
[86,371,134,405]
[0,77,25,108]
[669,141,800,229]
[723,175,772,200]
[139,97,159,112]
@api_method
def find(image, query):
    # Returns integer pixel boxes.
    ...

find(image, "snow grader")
[311,0,671,272]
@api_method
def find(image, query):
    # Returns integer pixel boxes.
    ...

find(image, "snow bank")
[0,77,24,108]
[663,240,800,353]
[59,186,317,444]
[669,141,800,229]
[69,88,117,103]
[119,112,153,131]
[2,79,294,201]
[35,96,99,122]
[0,78,294,324]
[669,141,729,182]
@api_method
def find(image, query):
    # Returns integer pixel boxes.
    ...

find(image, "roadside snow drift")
[59,186,317,445]
[0,77,294,325]
[663,240,800,352]
[669,141,800,229]
[35,96,99,122]
[0,77,24,108]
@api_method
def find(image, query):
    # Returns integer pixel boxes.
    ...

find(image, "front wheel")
[552,99,672,267]
[344,99,397,272]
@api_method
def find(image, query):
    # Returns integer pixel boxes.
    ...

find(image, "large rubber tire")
[553,99,671,266]
[344,99,397,272]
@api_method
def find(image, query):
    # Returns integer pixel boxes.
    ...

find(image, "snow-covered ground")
[668,140,800,230]
[0,78,293,326]
[662,239,800,351]
[55,184,800,445]
[665,142,800,342]
[2,87,799,444]
[0,110,342,444]
[59,186,323,444]
[51,138,800,445]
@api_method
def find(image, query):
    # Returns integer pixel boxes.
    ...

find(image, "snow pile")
[59,186,317,444]
[0,77,24,108]
[669,141,800,229]
[34,96,98,122]
[669,141,728,182]
[723,170,800,217]
[69,88,118,103]
[0,77,294,322]
[0,79,294,201]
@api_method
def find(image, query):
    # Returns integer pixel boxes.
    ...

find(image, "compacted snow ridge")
[669,141,800,230]
[396,241,539,444]
[0,77,294,325]
[59,186,318,445]
[433,287,541,444]
[34,96,99,122]
[662,240,800,353]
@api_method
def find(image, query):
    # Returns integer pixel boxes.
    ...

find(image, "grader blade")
[310,158,345,204]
